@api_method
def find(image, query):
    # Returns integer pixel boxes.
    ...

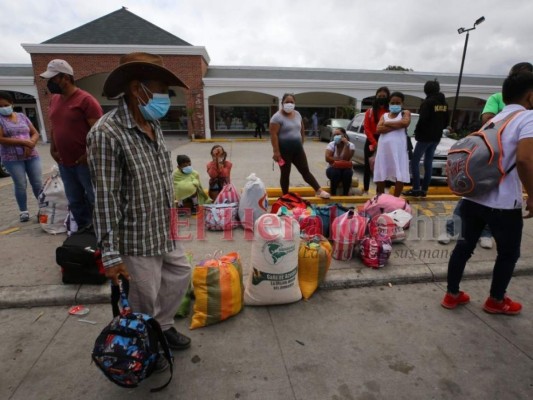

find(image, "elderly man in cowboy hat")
[87,53,191,360]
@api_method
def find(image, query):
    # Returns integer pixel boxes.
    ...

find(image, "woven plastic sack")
[190,252,244,329]
[298,235,332,300]
[330,210,368,260]
[244,213,302,305]
[215,183,240,204]
[238,173,268,230]
[37,165,69,234]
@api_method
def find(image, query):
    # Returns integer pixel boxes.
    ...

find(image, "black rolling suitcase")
[56,231,107,284]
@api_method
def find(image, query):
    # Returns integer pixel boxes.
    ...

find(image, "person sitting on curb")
[173,154,211,215]
[206,145,232,201]
[325,128,355,196]
[441,71,533,315]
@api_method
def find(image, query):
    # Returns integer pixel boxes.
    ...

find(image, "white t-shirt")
[466,104,533,209]
[326,141,355,158]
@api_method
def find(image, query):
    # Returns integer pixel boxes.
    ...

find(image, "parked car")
[0,156,10,178]
[318,118,352,142]
[346,112,456,180]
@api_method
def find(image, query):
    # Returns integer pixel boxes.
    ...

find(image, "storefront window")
[214,106,270,131]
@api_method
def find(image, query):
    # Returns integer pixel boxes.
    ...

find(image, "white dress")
[373,113,410,183]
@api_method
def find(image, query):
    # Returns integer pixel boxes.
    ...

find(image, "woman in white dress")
[373,91,411,197]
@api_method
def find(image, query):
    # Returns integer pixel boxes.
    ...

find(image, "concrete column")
[203,95,211,139]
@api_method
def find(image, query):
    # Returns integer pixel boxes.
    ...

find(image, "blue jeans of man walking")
[411,141,438,192]
[4,157,43,212]
[58,163,94,228]
[446,199,522,300]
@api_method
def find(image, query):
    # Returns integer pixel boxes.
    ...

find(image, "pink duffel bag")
[362,193,412,228]
[330,210,368,261]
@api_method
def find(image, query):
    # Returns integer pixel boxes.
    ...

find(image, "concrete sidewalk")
[3,277,533,399]
[1,138,533,310]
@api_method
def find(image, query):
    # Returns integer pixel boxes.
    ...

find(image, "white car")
[346,112,455,180]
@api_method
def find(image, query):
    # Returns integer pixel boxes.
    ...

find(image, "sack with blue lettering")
[244,213,302,305]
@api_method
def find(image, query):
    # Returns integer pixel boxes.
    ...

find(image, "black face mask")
[376,97,388,106]
[47,79,63,94]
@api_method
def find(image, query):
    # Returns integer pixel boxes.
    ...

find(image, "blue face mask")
[0,106,13,116]
[181,165,193,174]
[389,105,402,114]
[138,84,171,121]
[333,135,342,144]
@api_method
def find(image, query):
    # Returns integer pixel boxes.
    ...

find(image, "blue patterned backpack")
[92,281,173,392]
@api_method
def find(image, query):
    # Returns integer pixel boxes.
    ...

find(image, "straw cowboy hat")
[103,52,188,98]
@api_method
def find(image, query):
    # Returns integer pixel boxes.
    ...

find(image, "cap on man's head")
[103,52,188,98]
[40,59,74,78]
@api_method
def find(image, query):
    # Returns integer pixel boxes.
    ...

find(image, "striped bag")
[298,235,332,299]
[190,252,244,329]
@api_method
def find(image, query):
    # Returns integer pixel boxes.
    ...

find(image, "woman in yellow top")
[172,154,210,215]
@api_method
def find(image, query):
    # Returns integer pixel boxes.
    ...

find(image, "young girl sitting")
[173,155,210,214]
[206,145,233,200]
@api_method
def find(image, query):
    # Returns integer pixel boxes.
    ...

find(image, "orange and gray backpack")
[446,111,523,197]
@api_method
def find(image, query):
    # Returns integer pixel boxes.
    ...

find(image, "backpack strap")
[146,318,174,393]
[110,277,131,317]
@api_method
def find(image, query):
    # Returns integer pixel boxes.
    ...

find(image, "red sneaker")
[483,296,522,315]
[441,291,470,309]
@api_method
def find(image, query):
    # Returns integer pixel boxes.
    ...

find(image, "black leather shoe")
[164,327,191,350]
[402,189,423,197]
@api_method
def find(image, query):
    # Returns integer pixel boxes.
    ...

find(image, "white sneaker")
[316,190,331,199]
[479,237,493,249]
[438,233,451,245]
[362,191,369,196]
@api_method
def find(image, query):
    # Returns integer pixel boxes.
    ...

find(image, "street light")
[450,16,485,130]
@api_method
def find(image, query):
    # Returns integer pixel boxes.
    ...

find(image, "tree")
[384,65,414,71]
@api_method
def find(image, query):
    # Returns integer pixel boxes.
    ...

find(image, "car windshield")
[331,119,351,128]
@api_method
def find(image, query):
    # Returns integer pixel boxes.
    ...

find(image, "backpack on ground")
[55,229,107,284]
[270,192,311,214]
[92,280,173,392]
[447,111,523,197]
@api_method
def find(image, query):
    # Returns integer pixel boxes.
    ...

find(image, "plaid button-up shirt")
[87,97,175,268]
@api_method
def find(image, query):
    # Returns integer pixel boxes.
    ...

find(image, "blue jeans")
[58,164,94,228]
[446,199,491,238]
[411,141,438,191]
[447,199,522,299]
[326,166,353,195]
[4,157,43,212]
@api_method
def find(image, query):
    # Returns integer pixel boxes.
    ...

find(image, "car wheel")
[0,162,10,178]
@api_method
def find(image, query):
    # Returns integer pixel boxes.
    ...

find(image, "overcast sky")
[1,0,531,76]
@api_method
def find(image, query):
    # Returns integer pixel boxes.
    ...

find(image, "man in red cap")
[40,59,103,229]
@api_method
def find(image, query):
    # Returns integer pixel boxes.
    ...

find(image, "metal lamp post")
[450,16,485,130]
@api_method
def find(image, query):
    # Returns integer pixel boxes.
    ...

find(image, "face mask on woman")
[0,106,13,116]
[389,105,402,114]
[333,135,342,144]
[181,166,193,174]
[282,103,295,113]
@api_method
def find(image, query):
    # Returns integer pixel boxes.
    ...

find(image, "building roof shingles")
[42,7,191,46]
